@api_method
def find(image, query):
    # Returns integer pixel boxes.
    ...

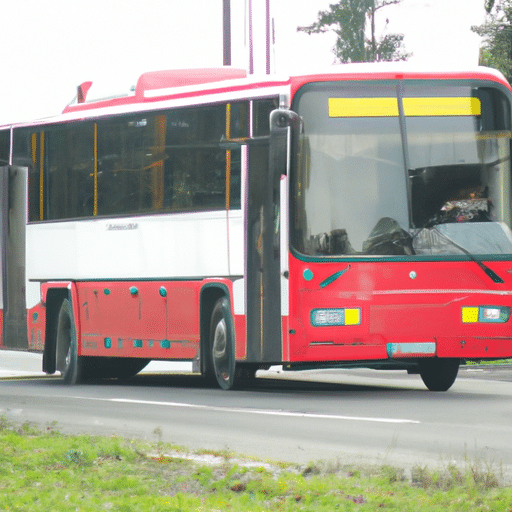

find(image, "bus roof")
[288,63,512,98]
[3,64,510,130]
[62,67,289,115]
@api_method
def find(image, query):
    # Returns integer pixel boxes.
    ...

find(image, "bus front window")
[406,85,512,257]
[292,81,512,259]
[292,83,409,256]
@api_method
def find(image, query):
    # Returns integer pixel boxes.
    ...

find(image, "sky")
[0,0,487,125]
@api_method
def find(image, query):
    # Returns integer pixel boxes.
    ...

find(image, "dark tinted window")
[46,124,95,219]
[253,98,278,136]
[13,129,40,221]
[97,115,166,216]
[0,130,9,165]
[21,101,253,222]
[162,105,230,211]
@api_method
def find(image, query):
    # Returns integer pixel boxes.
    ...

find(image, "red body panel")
[288,254,512,363]
[234,314,247,360]
[33,279,247,362]
[27,303,45,351]
[77,281,200,359]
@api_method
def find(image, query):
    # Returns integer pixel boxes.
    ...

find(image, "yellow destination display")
[329,97,481,118]
[403,97,481,117]
[328,97,398,117]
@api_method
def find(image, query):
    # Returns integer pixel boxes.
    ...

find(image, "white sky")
[0,0,486,125]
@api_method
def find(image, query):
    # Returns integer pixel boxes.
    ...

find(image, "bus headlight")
[311,308,361,326]
[462,306,510,323]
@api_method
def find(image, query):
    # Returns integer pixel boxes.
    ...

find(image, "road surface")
[0,353,511,479]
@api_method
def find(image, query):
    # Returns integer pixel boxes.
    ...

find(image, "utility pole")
[223,0,231,66]
[248,0,254,74]
[265,0,270,74]
[246,0,273,74]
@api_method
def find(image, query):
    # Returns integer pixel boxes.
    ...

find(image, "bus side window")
[15,130,44,222]
[165,104,238,212]
[96,115,165,216]
[20,100,262,221]
[227,101,249,210]
[46,124,95,220]
[0,130,9,165]
[253,98,279,136]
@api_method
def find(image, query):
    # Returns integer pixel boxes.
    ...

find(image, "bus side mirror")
[269,109,302,176]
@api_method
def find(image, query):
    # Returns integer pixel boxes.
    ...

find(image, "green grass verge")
[0,417,511,511]
[465,359,512,365]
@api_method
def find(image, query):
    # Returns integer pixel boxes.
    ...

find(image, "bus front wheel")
[419,358,459,392]
[209,297,238,390]
[55,298,84,385]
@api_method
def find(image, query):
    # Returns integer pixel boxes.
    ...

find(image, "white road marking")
[75,397,420,424]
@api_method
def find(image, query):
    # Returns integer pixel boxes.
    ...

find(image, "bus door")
[245,137,282,362]
[245,109,301,363]
[0,166,27,349]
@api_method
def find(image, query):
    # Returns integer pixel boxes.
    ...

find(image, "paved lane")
[0,364,511,479]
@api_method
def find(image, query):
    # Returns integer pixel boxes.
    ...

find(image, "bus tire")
[419,358,459,392]
[209,297,238,390]
[55,298,84,385]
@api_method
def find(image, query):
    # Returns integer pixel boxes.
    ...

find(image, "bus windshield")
[291,81,512,258]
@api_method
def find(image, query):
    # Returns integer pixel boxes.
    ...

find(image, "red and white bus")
[1,64,512,391]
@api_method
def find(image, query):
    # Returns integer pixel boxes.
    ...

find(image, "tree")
[486,0,497,11]
[472,0,512,82]
[297,0,411,63]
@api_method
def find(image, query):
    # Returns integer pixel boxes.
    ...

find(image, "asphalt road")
[1,359,511,479]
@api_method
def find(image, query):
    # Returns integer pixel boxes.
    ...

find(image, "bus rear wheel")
[55,298,84,385]
[419,358,460,392]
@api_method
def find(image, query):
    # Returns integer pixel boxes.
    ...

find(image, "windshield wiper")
[320,264,351,288]
[433,226,504,284]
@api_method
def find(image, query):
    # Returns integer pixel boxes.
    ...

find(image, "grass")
[465,359,512,365]
[0,417,511,511]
